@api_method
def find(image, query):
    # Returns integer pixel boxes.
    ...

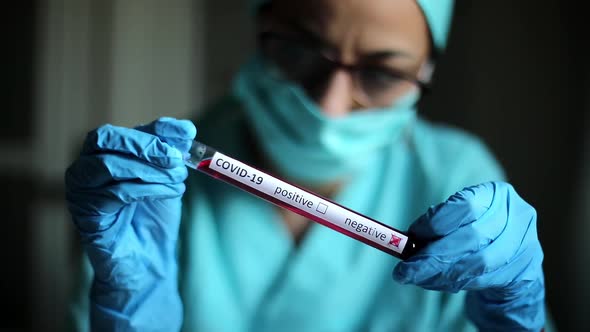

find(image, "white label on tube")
[208,152,408,253]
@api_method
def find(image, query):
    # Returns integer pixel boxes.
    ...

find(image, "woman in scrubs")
[66,0,549,330]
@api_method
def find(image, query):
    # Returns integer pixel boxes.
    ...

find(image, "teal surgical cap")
[250,0,455,51]
[416,0,455,51]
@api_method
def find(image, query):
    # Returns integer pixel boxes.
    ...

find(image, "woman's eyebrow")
[278,17,416,61]
[361,50,416,61]
[279,17,338,49]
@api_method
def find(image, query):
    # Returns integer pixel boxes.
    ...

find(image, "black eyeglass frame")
[257,31,432,94]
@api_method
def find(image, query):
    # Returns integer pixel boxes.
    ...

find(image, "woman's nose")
[316,69,359,117]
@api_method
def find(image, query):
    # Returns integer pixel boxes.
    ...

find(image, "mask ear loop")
[418,60,435,86]
[413,59,435,111]
[418,13,439,89]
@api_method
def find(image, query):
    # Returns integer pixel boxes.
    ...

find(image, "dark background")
[1,0,587,330]
[421,3,588,330]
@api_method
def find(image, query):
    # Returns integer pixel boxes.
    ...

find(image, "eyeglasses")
[258,31,430,108]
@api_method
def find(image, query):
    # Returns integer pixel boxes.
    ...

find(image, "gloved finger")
[392,221,519,292]
[132,199,182,254]
[394,182,541,292]
[393,182,504,290]
[408,182,496,241]
[66,154,188,190]
[67,181,186,219]
[398,218,502,274]
[135,117,197,153]
[445,197,542,289]
[458,230,543,291]
[81,198,183,283]
[447,183,542,287]
[81,124,184,169]
[394,183,507,287]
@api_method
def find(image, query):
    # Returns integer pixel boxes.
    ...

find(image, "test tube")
[184,140,421,260]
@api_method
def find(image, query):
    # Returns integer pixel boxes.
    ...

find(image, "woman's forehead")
[267,0,430,59]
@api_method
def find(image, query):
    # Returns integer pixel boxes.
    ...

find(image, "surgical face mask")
[232,56,418,184]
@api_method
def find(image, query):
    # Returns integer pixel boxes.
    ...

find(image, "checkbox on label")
[316,202,328,214]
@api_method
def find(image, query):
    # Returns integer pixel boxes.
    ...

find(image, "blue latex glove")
[65,117,196,331]
[393,182,545,331]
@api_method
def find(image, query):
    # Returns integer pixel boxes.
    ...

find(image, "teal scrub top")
[175,96,505,331]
